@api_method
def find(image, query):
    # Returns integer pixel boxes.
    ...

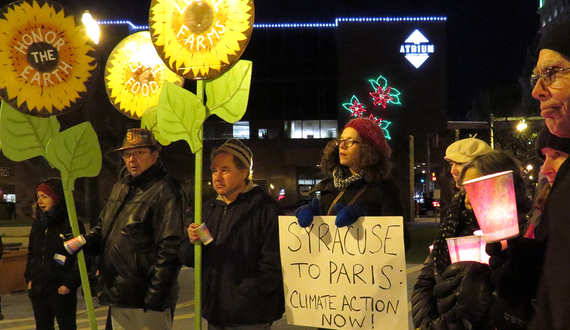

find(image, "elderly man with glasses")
[79,128,186,330]
[524,21,570,330]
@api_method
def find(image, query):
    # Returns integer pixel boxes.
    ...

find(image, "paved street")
[0,264,424,330]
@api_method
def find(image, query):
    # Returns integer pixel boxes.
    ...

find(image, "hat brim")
[115,144,161,152]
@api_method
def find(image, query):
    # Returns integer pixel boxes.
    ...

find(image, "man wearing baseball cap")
[179,138,285,329]
[81,128,185,329]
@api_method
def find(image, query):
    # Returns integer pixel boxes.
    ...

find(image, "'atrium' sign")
[400,29,434,69]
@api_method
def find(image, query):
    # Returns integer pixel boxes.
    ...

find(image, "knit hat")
[444,138,492,163]
[344,118,391,157]
[538,20,570,59]
[536,126,570,159]
[116,128,162,152]
[36,178,64,205]
[211,138,253,169]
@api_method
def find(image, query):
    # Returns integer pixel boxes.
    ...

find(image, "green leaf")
[157,81,206,154]
[141,105,171,146]
[45,122,102,192]
[205,60,252,123]
[0,100,60,162]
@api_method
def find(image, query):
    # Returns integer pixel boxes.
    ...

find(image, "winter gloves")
[294,198,366,228]
[333,204,365,227]
[486,237,546,330]
[294,198,320,228]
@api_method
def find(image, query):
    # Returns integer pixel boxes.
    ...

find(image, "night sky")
[0,0,542,119]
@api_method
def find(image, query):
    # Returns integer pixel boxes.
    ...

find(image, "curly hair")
[320,139,392,183]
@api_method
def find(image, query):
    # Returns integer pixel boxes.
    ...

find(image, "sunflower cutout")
[105,31,184,119]
[0,0,97,117]
[150,0,254,80]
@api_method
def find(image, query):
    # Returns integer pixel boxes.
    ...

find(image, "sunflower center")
[26,42,59,73]
[133,66,154,84]
[186,1,214,34]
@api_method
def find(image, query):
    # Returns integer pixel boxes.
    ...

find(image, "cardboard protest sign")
[279,216,408,329]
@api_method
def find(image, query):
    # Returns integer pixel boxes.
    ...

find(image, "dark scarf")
[432,190,478,275]
[38,205,67,228]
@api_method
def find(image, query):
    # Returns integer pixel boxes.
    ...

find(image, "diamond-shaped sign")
[400,29,434,69]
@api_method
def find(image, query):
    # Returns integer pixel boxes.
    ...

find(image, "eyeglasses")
[335,138,361,148]
[530,66,570,86]
[122,150,150,160]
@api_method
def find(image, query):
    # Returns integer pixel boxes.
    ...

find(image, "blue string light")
[97,16,447,30]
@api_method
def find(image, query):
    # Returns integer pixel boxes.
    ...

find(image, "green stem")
[194,80,205,330]
[64,189,97,330]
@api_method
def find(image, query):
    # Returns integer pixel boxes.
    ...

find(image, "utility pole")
[409,135,415,222]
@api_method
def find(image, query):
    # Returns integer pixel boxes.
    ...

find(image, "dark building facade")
[0,16,448,223]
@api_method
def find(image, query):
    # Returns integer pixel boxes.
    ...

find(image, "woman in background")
[25,178,85,330]
[412,151,532,330]
[295,117,410,249]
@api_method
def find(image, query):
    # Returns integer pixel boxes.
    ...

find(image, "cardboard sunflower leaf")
[157,81,206,154]
[141,105,171,146]
[45,122,102,192]
[0,100,60,161]
[205,60,252,123]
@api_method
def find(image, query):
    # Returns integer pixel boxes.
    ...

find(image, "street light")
[82,11,100,44]
[517,120,528,132]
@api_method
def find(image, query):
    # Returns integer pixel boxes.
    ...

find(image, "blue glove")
[334,204,365,227]
[295,198,319,228]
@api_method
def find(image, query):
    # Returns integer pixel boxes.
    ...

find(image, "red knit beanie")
[344,118,391,157]
[37,182,60,204]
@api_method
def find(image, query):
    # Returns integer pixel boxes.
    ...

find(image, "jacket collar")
[215,180,257,204]
[122,159,167,188]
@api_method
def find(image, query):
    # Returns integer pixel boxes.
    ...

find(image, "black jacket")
[86,161,185,310]
[25,207,85,294]
[531,157,570,329]
[180,182,285,326]
[314,176,411,250]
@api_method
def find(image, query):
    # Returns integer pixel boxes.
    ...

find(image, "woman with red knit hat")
[25,178,85,330]
[296,117,410,250]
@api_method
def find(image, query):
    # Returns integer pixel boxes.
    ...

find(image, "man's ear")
[241,169,250,181]
[151,150,160,162]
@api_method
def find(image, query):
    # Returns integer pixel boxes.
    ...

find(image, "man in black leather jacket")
[83,128,186,329]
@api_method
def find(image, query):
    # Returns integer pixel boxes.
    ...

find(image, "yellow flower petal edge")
[150,0,254,80]
[104,31,184,119]
[0,0,97,117]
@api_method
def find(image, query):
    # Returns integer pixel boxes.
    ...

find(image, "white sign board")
[279,216,408,329]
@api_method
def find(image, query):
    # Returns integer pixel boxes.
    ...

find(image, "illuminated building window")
[203,121,250,140]
[286,120,338,139]
[232,121,250,139]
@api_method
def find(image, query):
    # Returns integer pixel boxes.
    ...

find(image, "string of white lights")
[97,16,447,31]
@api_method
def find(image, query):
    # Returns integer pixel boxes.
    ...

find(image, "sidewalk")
[0,218,439,329]
[0,264,427,330]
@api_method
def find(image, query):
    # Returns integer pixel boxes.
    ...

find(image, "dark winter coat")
[531,157,570,330]
[85,161,185,311]
[179,182,285,326]
[413,190,533,330]
[25,206,85,294]
[314,175,411,250]
[412,192,480,329]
